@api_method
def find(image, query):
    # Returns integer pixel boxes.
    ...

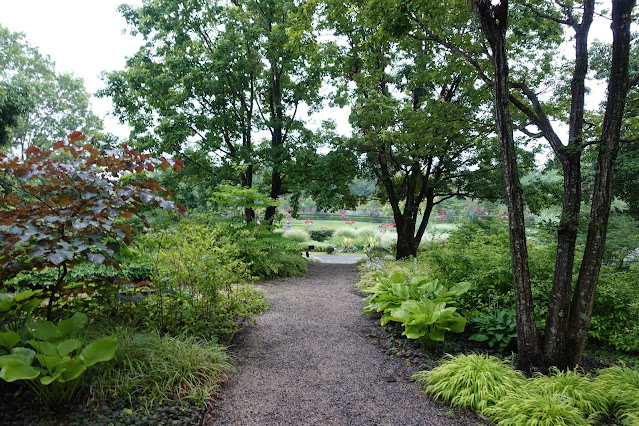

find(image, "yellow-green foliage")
[594,365,639,425]
[86,325,233,403]
[528,367,609,420]
[412,353,526,413]
[484,392,589,426]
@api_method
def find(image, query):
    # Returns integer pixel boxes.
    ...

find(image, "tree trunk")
[542,1,593,368]
[566,0,635,367]
[475,0,543,372]
[396,211,418,259]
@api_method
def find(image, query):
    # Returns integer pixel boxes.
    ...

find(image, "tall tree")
[323,0,500,259]
[103,0,332,223]
[400,0,636,369]
[0,25,102,156]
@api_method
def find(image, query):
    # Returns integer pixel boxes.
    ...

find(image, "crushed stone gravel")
[211,263,483,426]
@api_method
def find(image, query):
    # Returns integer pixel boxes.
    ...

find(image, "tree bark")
[543,0,593,368]
[475,0,543,372]
[566,0,635,367]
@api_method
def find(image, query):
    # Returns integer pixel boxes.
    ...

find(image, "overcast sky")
[0,0,143,139]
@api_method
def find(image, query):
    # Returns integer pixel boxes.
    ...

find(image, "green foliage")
[594,365,639,424]
[332,228,358,240]
[469,308,517,353]
[484,392,589,426]
[283,229,311,243]
[589,264,639,352]
[0,312,117,408]
[85,325,233,403]
[309,230,333,242]
[139,223,267,339]
[0,25,102,151]
[0,134,185,319]
[528,367,609,421]
[362,271,469,349]
[412,353,526,413]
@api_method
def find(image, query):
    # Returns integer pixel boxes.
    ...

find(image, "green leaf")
[80,337,118,367]
[0,363,40,382]
[448,281,471,296]
[35,354,66,371]
[0,331,21,350]
[389,271,405,284]
[56,339,81,357]
[429,327,445,342]
[57,312,88,338]
[0,295,15,313]
[31,319,62,341]
[14,289,38,302]
[469,333,489,342]
[10,347,35,365]
[59,358,86,382]
[40,370,63,385]
[27,340,58,357]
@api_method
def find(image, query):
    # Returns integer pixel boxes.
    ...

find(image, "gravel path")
[212,263,481,426]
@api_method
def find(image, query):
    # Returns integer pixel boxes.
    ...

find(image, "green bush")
[469,308,517,353]
[412,353,526,413]
[85,325,233,403]
[309,230,333,242]
[590,264,639,352]
[283,229,311,243]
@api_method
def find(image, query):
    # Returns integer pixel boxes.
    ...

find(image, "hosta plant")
[469,308,517,353]
[412,353,526,413]
[0,312,117,408]
[363,271,470,348]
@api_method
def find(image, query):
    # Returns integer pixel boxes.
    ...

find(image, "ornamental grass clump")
[282,229,311,243]
[593,365,639,425]
[483,392,589,426]
[412,353,526,413]
[528,367,609,421]
[86,326,233,403]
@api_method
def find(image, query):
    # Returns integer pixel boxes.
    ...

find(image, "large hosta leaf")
[31,319,62,341]
[57,313,88,338]
[0,331,21,350]
[0,363,40,382]
[80,337,118,367]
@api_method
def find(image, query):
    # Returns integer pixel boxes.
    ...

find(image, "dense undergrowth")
[359,215,639,425]
[0,210,305,424]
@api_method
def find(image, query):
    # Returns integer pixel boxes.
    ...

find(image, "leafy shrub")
[283,229,311,243]
[309,230,332,242]
[528,367,609,420]
[356,228,376,239]
[590,264,639,352]
[377,231,397,253]
[412,353,526,413]
[0,312,117,408]
[484,392,589,426]
[469,308,517,353]
[0,134,185,320]
[362,271,469,349]
[85,325,232,403]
